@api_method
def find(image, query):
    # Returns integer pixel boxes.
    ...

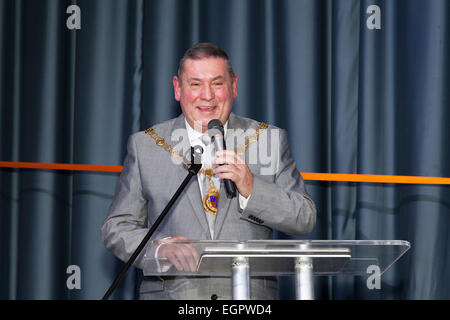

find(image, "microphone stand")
[102,147,202,300]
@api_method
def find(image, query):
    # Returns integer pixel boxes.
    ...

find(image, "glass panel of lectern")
[143,240,410,300]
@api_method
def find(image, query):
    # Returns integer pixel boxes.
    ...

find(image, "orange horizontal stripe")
[1,162,450,185]
[301,172,450,185]
[0,161,123,172]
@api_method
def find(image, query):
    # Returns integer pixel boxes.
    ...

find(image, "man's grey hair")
[177,42,235,80]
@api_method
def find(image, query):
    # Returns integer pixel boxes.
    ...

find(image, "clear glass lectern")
[143,240,410,300]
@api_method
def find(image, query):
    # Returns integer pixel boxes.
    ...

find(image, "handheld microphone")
[208,119,237,199]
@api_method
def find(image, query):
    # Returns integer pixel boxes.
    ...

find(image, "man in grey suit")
[102,43,316,300]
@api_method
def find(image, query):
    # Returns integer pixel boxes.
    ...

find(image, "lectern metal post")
[232,256,250,300]
[295,256,314,300]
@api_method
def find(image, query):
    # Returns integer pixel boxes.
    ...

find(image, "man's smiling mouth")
[197,106,216,111]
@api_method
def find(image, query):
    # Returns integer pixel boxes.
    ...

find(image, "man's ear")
[173,75,181,101]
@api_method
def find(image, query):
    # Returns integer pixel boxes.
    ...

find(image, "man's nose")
[200,84,214,100]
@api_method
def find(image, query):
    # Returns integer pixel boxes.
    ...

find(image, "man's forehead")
[183,57,228,77]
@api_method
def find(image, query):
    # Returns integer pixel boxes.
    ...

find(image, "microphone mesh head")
[207,119,224,134]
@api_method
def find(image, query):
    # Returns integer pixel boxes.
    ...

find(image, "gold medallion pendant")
[202,168,219,215]
[203,187,219,215]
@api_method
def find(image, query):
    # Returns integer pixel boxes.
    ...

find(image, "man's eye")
[213,82,223,86]
[190,83,200,87]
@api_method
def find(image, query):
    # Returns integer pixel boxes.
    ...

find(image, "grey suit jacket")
[101,112,316,300]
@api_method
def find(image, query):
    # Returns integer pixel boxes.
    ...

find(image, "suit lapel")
[214,112,245,238]
[214,185,233,238]
[170,114,212,239]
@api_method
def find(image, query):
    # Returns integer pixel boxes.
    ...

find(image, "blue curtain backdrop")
[0,0,449,299]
